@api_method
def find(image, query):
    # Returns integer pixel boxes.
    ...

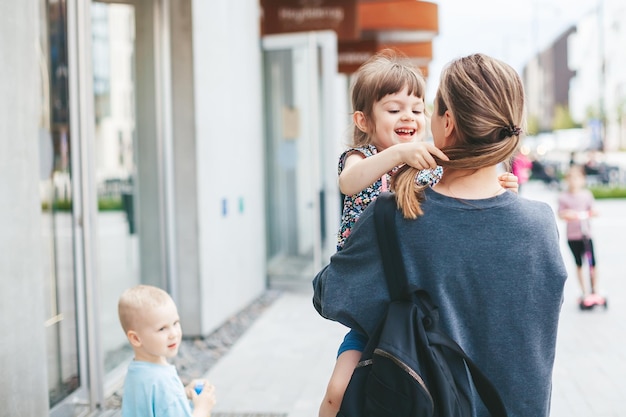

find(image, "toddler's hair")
[118,284,173,333]
[350,49,426,147]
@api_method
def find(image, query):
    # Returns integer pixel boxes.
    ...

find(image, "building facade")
[569,0,626,150]
[1,1,439,416]
[526,0,626,151]
[523,27,576,134]
[4,1,268,415]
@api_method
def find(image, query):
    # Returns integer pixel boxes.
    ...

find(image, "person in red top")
[512,151,532,192]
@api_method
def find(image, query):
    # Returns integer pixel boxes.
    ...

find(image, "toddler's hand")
[188,380,216,416]
[396,142,448,170]
[185,379,211,399]
[498,173,519,193]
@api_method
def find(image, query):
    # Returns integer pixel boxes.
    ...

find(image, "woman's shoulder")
[511,196,560,228]
[516,194,552,208]
[510,192,553,211]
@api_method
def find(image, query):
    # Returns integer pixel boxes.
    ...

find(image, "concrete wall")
[191,0,267,334]
[0,1,49,416]
[170,0,202,334]
[134,0,168,288]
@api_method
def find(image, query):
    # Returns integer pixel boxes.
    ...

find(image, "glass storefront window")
[43,0,160,412]
[41,0,80,407]
[91,2,140,373]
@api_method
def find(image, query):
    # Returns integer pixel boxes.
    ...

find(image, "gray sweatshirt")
[313,188,567,417]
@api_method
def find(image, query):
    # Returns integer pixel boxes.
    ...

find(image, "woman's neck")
[433,166,505,199]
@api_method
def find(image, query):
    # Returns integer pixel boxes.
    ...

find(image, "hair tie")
[415,166,443,186]
[499,124,522,139]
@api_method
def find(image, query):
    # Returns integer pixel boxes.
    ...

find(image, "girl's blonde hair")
[392,53,526,219]
[350,49,426,147]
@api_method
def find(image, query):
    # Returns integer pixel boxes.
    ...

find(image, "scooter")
[579,293,607,310]
[576,211,608,311]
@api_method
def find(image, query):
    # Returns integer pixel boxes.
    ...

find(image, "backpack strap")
[373,193,509,417]
[374,193,407,301]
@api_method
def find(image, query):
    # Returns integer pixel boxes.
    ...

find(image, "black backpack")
[337,193,508,417]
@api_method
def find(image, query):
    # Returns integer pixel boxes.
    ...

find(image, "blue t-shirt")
[121,360,192,417]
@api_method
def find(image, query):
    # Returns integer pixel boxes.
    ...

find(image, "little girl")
[319,50,519,417]
[558,165,600,300]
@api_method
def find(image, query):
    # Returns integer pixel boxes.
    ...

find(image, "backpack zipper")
[373,348,434,412]
[357,359,373,367]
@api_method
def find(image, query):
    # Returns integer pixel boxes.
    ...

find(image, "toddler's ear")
[127,330,141,347]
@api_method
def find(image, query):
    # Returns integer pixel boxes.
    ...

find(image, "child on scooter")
[558,165,601,305]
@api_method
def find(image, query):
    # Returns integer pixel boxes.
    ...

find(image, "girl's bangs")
[376,66,424,100]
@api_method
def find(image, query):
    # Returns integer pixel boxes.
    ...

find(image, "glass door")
[262,31,339,286]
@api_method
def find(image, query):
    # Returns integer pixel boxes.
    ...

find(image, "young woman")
[319,50,518,417]
[314,53,567,417]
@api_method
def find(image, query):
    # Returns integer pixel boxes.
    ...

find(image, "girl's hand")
[498,173,519,193]
[396,142,448,170]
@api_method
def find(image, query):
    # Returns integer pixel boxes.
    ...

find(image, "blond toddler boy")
[118,284,216,417]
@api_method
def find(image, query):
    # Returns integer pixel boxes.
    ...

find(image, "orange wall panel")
[378,42,433,60]
[359,0,438,33]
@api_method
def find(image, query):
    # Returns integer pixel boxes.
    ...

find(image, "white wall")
[0,1,49,415]
[192,0,266,333]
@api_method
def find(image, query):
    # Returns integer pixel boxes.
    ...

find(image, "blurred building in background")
[523,27,576,135]
[1,1,439,416]
[524,0,626,152]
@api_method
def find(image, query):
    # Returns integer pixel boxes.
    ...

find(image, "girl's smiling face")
[368,86,426,151]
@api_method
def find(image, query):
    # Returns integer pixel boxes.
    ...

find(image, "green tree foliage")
[552,105,580,130]
[526,114,539,135]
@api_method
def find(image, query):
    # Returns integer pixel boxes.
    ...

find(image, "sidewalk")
[206,286,344,417]
[206,181,626,417]
[526,181,626,417]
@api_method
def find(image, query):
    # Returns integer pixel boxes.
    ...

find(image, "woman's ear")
[353,111,368,133]
[442,110,456,146]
